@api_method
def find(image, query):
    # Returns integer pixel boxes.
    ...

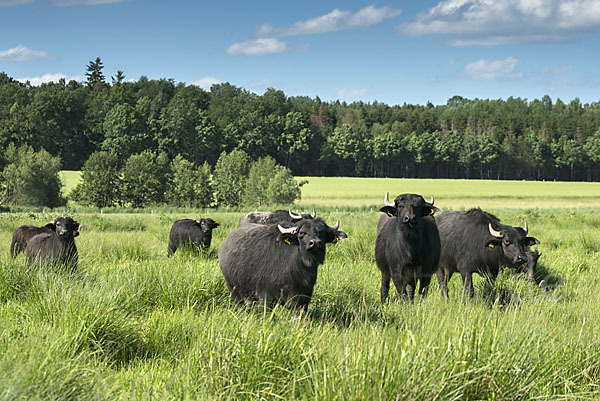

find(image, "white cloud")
[396,0,600,45]
[0,0,34,6]
[17,73,83,86]
[227,38,288,56]
[259,5,402,37]
[51,0,124,5]
[336,87,371,100]
[462,57,523,79]
[0,45,51,62]
[189,77,222,90]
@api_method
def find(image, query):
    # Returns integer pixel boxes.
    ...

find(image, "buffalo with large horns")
[435,208,540,299]
[219,217,347,310]
[375,192,441,302]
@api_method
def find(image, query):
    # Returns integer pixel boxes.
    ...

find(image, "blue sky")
[1,0,600,105]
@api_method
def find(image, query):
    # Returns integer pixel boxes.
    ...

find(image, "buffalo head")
[380,192,439,227]
[53,217,81,238]
[277,218,347,260]
[197,218,220,234]
[487,221,540,266]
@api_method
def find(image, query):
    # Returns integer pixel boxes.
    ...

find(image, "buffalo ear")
[380,206,396,217]
[526,236,540,246]
[212,222,220,229]
[44,222,56,231]
[279,233,299,245]
[422,204,440,216]
[330,230,348,244]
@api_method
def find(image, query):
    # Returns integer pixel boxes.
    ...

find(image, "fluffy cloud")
[227,38,288,56]
[229,5,402,56]
[0,45,50,62]
[396,0,600,45]
[16,73,83,85]
[189,77,222,90]
[462,57,523,79]
[258,5,402,37]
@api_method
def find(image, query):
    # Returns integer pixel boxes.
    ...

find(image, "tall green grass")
[0,205,599,399]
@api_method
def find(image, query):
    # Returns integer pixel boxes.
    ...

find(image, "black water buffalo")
[219,217,347,310]
[435,209,540,299]
[25,216,81,269]
[10,222,56,257]
[375,192,441,302]
[238,209,315,227]
[167,218,220,256]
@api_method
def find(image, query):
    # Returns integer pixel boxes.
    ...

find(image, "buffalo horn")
[384,192,394,207]
[311,208,316,218]
[330,220,340,230]
[278,224,298,234]
[524,221,528,235]
[430,196,435,205]
[289,210,302,220]
[489,223,503,238]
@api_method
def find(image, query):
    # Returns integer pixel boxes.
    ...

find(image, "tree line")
[2,58,600,182]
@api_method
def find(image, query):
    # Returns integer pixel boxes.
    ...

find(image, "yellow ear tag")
[387,212,393,217]
[284,238,292,245]
[332,237,338,244]
[488,243,495,249]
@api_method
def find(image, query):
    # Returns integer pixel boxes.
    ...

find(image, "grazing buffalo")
[219,217,347,311]
[238,209,315,227]
[167,218,220,256]
[375,193,441,302]
[435,209,540,299]
[10,222,56,257]
[25,216,81,269]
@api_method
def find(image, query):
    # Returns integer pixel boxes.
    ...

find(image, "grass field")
[1,178,600,399]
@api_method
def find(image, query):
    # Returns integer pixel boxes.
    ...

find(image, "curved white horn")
[489,223,503,238]
[384,192,394,207]
[311,208,316,218]
[278,224,298,234]
[288,210,302,220]
[430,196,434,205]
[523,221,528,235]
[330,220,340,230]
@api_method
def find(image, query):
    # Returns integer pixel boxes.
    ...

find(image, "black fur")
[375,193,441,302]
[435,209,540,298]
[218,218,347,311]
[238,210,313,227]
[10,222,56,257]
[25,216,80,269]
[167,218,220,256]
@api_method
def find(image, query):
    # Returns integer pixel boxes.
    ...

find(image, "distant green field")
[298,177,600,209]
[60,171,600,210]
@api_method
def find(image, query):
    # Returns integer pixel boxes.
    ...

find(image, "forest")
[2,58,600,182]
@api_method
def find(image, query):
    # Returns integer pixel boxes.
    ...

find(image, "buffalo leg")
[405,273,416,302]
[380,270,391,303]
[437,269,453,300]
[390,269,405,302]
[418,275,432,300]
[460,271,474,299]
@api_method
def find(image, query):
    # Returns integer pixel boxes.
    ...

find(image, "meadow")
[1,177,600,400]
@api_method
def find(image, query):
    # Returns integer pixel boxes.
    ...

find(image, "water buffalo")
[435,209,540,299]
[10,222,56,257]
[238,209,315,227]
[167,218,220,256]
[25,216,81,269]
[375,192,441,302]
[219,217,347,311]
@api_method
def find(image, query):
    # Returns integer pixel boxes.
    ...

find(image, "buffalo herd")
[9,194,541,310]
